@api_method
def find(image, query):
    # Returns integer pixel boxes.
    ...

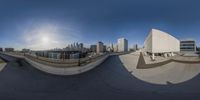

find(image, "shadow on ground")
[0,54,200,100]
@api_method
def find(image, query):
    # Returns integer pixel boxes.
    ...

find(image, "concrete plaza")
[0,53,200,100]
[119,52,200,85]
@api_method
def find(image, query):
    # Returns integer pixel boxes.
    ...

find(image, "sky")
[0,0,200,50]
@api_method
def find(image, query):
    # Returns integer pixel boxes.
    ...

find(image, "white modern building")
[133,44,138,51]
[144,29,180,60]
[113,44,118,52]
[117,38,128,52]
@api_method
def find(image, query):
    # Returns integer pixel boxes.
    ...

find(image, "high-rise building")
[5,48,14,52]
[22,48,30,53]
[107,43,114,52]
[103,45,107,52]
[65,42,85,51]
[96,41,104,54]
[117,38,128,52]
[180,40,196,52]
[90,45,97,52]
[0,48,3,52]
[79,43,83,49]
[133,44,138,51]
[114,44,118,52]
[110,43,114,51]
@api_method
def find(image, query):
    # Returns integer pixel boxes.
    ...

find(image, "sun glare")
[41,37,49,44]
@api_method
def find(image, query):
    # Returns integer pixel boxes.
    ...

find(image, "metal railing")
[21,53,108,68]
[2,51,133,67]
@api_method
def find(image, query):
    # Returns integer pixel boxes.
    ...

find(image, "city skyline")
[0,0,200,50]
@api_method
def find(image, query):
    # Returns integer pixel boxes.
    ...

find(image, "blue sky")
[0,0,200,50]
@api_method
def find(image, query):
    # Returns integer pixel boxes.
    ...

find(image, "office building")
[197,47,200,51]
[5,48,14,52]
[106,43,114,52]
[133,44,138,51]
[0,48,3,52]
[90,45,97,52]
[144,29,180,60]
[48,52,61,59]
[79,43,83,49]
[103,45,107,52]
[22,48,30,53]
[96,41,104,54]
[35,42,88,60]
[117,38,128,52]
[110,43,114,52]
[64,42,85,52]
[180,40,196,52]
[35,50,86,59]
[113,44,118,52]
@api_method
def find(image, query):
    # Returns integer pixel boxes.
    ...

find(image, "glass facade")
[180,40,196,51]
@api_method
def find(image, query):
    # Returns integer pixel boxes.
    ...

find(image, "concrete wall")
[1,52,109,75]
[144,29,180,53]
[144,31,152,53]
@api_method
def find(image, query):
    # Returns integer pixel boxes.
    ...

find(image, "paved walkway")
[119,53,200,85]
[0,53,200,99]
[0,59,6,71]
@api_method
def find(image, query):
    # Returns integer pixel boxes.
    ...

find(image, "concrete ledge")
[0,56,7,71]
[0,52,109,75]
[0,63,6,71]
[25,55,109,75]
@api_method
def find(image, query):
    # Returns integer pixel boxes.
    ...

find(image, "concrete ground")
[119,52,200,85]
[143,52,200,64]
[0,58,6,71]
[0,54,200,100]
[143,54,171,64]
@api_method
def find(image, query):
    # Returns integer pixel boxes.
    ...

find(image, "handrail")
[2,52,108,68]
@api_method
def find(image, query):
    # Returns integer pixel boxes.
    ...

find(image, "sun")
[41,37,49,44]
